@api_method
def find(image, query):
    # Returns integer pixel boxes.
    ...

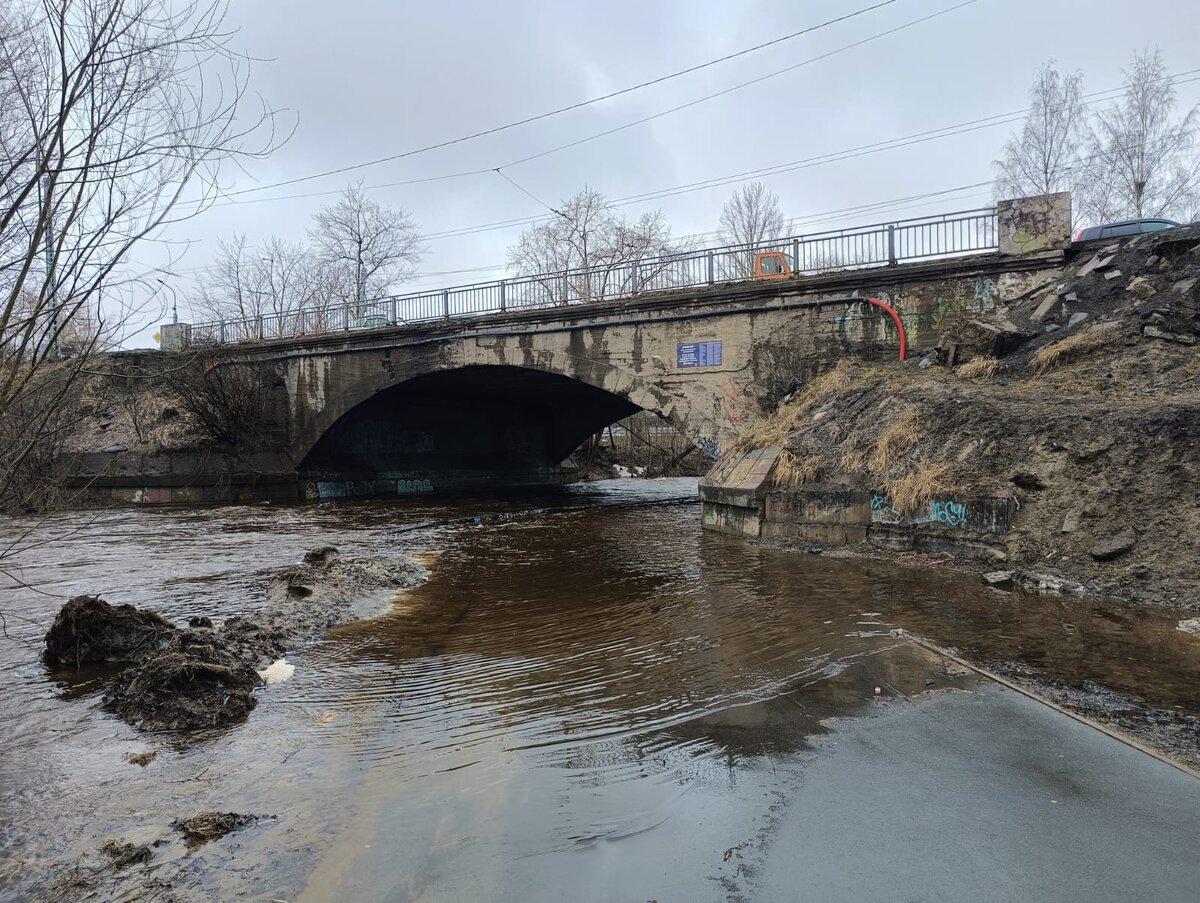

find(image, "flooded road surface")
[1,479,1197,901]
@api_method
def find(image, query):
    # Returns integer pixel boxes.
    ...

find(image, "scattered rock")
[1172,276,1198,296]
[1177,618,1200,636]
[173,812,258,848]
[1067,312,1089,328]
[1089,533,1136,562]
[1033,295,1059,321]
[1142,325,1196,345]
[1060,511,1079,534]
[44,596,175,666]
[1103,268,1124,281]
[187,616,213,629]
[1125,276,1155,297]
[982,570,1014,588]
[1016,571,1089,595]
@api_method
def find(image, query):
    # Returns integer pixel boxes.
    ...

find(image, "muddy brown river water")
[0,478,1197,902]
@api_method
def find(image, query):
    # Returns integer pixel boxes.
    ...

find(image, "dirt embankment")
[737,225,1200,609]
[44,547,426,730]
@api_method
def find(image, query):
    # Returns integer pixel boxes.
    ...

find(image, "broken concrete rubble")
[1089,533,1136,562]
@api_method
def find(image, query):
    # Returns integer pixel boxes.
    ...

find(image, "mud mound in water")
[173,811,258,848]
[105,634,263,730]
[44,548,426,733]
[44,595,175,665]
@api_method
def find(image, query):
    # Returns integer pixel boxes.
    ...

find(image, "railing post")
[706,250,714,284]
[499,280,507,312]
[887,224,897,265]
[390,297,398,324]
[561,273,569,303]
[342,304,350,330]
[219,321,226,344]
[630,263,639,295]
[791,238,800,273]
[255,316,263,340]
[442,288,450,319]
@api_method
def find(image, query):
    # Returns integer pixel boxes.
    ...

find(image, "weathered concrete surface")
[82,251,1066,502]
[703,479,1016,559]
[269,253,1063,496]
[999,191,1072,255]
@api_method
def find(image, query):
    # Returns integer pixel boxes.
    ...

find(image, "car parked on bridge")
[351,314,390,330]
[1072,218,1180,243]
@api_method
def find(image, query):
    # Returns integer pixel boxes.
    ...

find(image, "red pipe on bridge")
[865,296,907,362]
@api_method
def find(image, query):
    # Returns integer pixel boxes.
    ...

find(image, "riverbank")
[703,224,1200,613]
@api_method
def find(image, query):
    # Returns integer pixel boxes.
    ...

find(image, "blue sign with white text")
[677,340,723,368]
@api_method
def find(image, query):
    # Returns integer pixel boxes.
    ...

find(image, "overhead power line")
[213,0,903,200]
[204,0,982,214]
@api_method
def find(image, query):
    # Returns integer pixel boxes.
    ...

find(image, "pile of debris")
[44,548,425,730]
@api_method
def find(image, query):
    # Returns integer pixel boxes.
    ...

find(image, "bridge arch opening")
[298,365,668,496]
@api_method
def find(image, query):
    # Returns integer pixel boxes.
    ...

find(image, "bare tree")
[1077,49,1200,223]
[507,187,681,304]
[310,183,423,316]
[994,62,1085,200]
[718,181,789,276]
[192,235,342,335]
[0,0,280,517]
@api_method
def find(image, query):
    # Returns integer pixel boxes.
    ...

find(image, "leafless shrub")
[163,355,273,448]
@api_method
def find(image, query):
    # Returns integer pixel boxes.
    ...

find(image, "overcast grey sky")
[131,0,1200,344]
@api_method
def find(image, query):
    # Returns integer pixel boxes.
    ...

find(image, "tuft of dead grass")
[732,359,858,451]
[867,407,921,475]
[885,461,953,515]
[772,448,823,487]
[840,447,869,473]
[957,357,999,380]
[1031,324,1119,376]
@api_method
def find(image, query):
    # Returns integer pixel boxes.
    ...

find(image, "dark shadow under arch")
[299,365,643,495]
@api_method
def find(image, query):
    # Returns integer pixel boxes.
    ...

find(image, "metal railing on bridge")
[190,206,998,345]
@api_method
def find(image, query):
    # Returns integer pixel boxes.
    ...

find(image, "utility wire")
[213,0,903,200]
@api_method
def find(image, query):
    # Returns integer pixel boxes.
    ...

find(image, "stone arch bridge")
[205,253,1061,500]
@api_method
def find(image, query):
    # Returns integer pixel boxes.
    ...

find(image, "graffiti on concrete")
[932,278,997,330]
[871,492,969,528]
[397,478,434,494]
[929,499,968,527]
[696,435,720,460]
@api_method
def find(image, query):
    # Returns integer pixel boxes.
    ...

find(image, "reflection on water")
[0,479,1195,901]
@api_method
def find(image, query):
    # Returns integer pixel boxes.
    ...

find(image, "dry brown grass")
[839,447,869,473]
[885,461,953,514]
[957,357,999,380]
[732,359,858,451]
[867,406,921,474]
[772,448,824,487]
[1031,324,1119,376]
